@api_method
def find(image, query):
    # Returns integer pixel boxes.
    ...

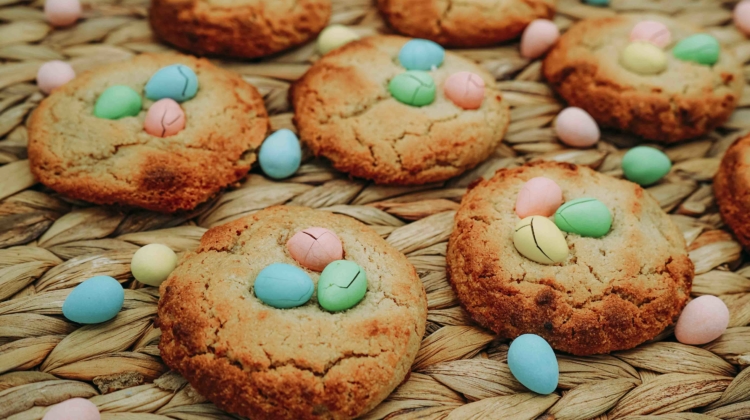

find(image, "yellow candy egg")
[620,41,667,75]
[513,216,568,265]
[317,25,360,55]
[131,243,178,287]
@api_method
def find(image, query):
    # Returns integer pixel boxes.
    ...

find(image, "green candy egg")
[554,198,612,238]
[94,85,142,120]
[672,34,720,65]
[622,146,672,186]
[317,260,367,312]
[388,70,436,107]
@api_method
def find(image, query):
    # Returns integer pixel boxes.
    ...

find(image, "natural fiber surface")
[0,0,749,419]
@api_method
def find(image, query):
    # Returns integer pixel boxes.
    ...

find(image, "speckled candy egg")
[144,99,186,137]
[630,21,671,48]
[287,227,343,272]
[62,276,124,324]
[317,24,360,55]
[513,216,568,265]
[554,107,600,148]
[43,398,100,420]
[44,0,81,27]
[622,146,672,186]
[443,71,485,110]
[398,39,445,71]
[675,295,730,345]
[508,334,559,395]
[734,1,750,36]
[37,60,76,94]
[317,260,367,312]
[389,71,436,107]
[520,19,560,59]
[254,263,314,309]
[258,129,302,179]
[144,64,199,103]
[554,197,612,238]
[131,243,178,287]
[515,177,563,218]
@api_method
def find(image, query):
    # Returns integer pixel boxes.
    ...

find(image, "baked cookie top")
[157,206,427,420]
[28,53,269,213]
[715,133,750,248]
[292,35,510,185]
[447,162,694,355]
[377,0,555,47]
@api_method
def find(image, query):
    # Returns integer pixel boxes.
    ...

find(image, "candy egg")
[620,41,668,75]
[43,398,100,420]
[554,198,612,238]
[389,71,436,107]
[513,216,568,265]
[144,64,199,103]
[131,243,178,287]
[507,334,559,395]
[398,39,445,71]
[675,295,730,345]
[254,263,314,309]
[622,146,672,186]
[443,71,485,110]
[630,21,671,48]
[583,0,609,5]
[672,34,720,65]
[734,1,750,36]
[515,177,563,218]
[44,0,81,27]
[317,24,360,55]
[317,260,367,312]
[286,227,343,272]
[93,85,142,120]
[258,129,302,179]
[144,99,186,138]
[62,276,124,324]
[37,60,76,94]
[554,107,600,148]
[520,19,560,59]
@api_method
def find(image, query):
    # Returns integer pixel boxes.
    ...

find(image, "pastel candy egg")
[44,0,81,27]
[37,60,76,94]
[389,71,436,107]
[287,227,343,272]
[94,85,142,120]
[254,263,314,309]
[622,146,671,186]
[554,107,600,148]
[62,276,124,324]
[620,41,668,75]
[144,99,186,137]
[513,216,568,265]
[583,0,609,5]
[734,1,750,36]
[515,177,563,218]
[144,64,199,103]
[554,198,612,238]
[507,334,559,395]
[43,398,100,420]
[259,129,302,179]
[443,71,485,110]
[317,24,360,55]
[672,34,720,65]
[398,39,445,71]
[520,19,560,59]
[675,295,730,345]
[317,260,367,312]
[131,243,178,287]
[630,21,671,48]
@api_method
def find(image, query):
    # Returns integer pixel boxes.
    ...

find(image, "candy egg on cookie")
[620,41,668,75]
[554,198,612,238]
[144,99,186,137]
[254,263,314,309]
[673,34,720,65]
[287,227,343,272]
[389,70,436,107]
[63,276,124,324]
[520,19,560,59]
[145,64,199,102]
[37,60,75,94]
[513,216,568,264]
[515,177,563,218]
[444,71,485,110]
[94,85,142,120]
[398,39,445,71]
[317,260,367,312]
[630,21,671,48]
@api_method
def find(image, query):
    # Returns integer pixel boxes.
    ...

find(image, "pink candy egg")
[515,177,563,218]
[286,227,343,272]
[520,19,560,59]
[675,295,730,345]
[554,107,600,148]
[37,60,76,94]
[144,99,186,137]
[43,398,100,420]
[444,71,485,110]
[44,0,81,27]
[734,1,750,36]
[630,21,671,48]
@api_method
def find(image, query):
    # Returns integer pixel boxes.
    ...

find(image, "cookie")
[149,0,331,59]
[377,0,555,47]
[544,15,743,143]
[292,35,510,185]
[447,162,694,355]
[715,133,750,249]
[157,206,427,420]
[28,53,269,213]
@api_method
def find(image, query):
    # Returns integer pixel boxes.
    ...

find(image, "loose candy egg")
[554,198,612,238]
[317,24,360,55]
[62,276,124,324]
[389,71,436,107]
[287,227,343,272]
[513,216,568,265]
[620,41,668,75]
[144,64,199,103]
[36,60,76,94]
[622,146,672,186]
[673,34,720,65]
[507,334,559,395]
[254,263,314,309]
[258,129,302,179]
[515,177,563,218]
[520,19,560,59]
[130,244,178,287]
[398,39,445,71]
[44,0,81,27]
[734,1,750,36]
[93,85,142,120]
[443,71,485,110]
[675,296,730,345]
[144,99,186,137]
[554,107,600,148]
[583,0,609,5]
[43,398,100,420]
[630,21,671,48]
[317,260,367,312]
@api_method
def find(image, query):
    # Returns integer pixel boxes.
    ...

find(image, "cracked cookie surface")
[158,206,427,420]
[28,53,269,213]
[292,35,510,185]
[447,162,693,355]
[715,133,750,249]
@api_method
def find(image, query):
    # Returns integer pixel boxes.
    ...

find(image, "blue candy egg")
[259,129,302,179]
[144,64,199,103]
[507,334,559,395]
[62,276,124,324]
[254,263,314,309]
[398,39,445,71]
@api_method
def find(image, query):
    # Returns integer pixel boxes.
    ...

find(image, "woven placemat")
[1,0,750,418]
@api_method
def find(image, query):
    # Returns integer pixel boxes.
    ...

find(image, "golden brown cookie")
[447,162,693,355]
[544,15,743,143]
[158,206,427,420]
[292,35,510,185]
[377,0,556,47]
[715,133,750,248]
[149,0,331,58]
[28,53,269,213]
